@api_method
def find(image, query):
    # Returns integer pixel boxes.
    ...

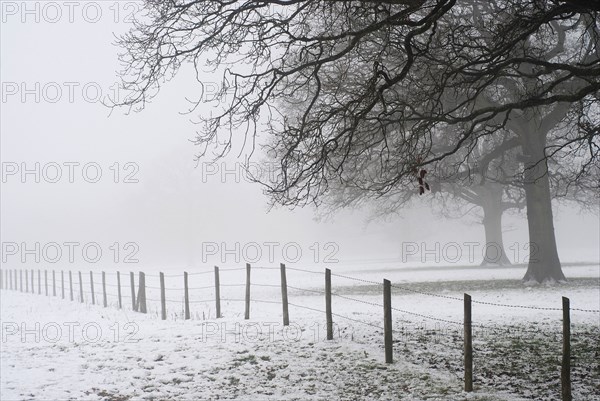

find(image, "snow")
[1,263,598,400]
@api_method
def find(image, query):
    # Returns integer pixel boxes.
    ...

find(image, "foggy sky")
[1,2,598,271]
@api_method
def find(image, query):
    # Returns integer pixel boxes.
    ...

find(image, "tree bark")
[480,189,512,266]
[521,137,566,283]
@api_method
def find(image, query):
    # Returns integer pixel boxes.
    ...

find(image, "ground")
[1,263,598,400]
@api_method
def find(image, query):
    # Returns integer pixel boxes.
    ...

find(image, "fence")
[1,264,598,401]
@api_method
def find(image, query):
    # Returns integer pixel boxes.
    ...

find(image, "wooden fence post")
[31,269,34,294]
[130,272,137,311]
[69,271,73,301]
[38,269,41,294]
[89,271,95,305]
[280,263,289,326]
[78,271,84,303]
[61,271,65,299]
[117,272,122,309]
[325,268,333,340]
[214,266,221,319]
[464,293,473,392]
[25,269,28,292]
[561,297,572,401]
[8,270,11,290]
[44,270,48,296]
[245,263,251,320]
[137,272,147,313]
[184,271,190,320]
[0,268,3,290]
[102,272,107,307]
[160,272,166,320]
[52,270,56,296]
[20,269,23,292]
[383,279,393,364]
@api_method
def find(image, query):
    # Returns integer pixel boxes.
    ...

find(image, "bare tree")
[116,0,599,283]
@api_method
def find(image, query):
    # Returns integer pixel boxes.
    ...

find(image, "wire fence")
[1,264,598,396]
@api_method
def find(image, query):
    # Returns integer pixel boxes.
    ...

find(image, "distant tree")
[116,0,599,283]
[317,132,523,266]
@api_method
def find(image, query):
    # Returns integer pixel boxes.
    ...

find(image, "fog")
[1,3,598,272]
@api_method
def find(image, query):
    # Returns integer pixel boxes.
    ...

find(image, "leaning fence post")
[214,266,221,319]
[464,293,473,392]
[383,279,393,364]
[244,263,251,320]
[130,272,137,311]
[184,271,190,320]
[69,271,73,301]
[90,271,95,305]
[561,297,572,401]
[44,270,48,296]
[160,272,166,320]
[52,270,56,297]
[78,271,84,303]
[280,263,290,326]
[137,272,147,313]
[325,268,333,340]
[102,272,107,307]
[117,272,122,309]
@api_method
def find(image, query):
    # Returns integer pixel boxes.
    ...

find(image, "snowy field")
[1,263,598,400]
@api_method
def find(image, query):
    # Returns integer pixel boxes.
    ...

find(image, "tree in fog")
[116,0,599,283]
[317,133,524,266]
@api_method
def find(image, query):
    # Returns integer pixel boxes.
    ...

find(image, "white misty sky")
[0,3,598,270]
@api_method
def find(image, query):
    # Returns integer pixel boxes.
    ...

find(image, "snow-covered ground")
[1,263,598,400]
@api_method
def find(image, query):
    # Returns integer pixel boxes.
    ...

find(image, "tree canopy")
[117,0,598,206]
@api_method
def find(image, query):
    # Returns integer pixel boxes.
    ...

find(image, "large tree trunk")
[521,138,566,283]
[480,189,512,266]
